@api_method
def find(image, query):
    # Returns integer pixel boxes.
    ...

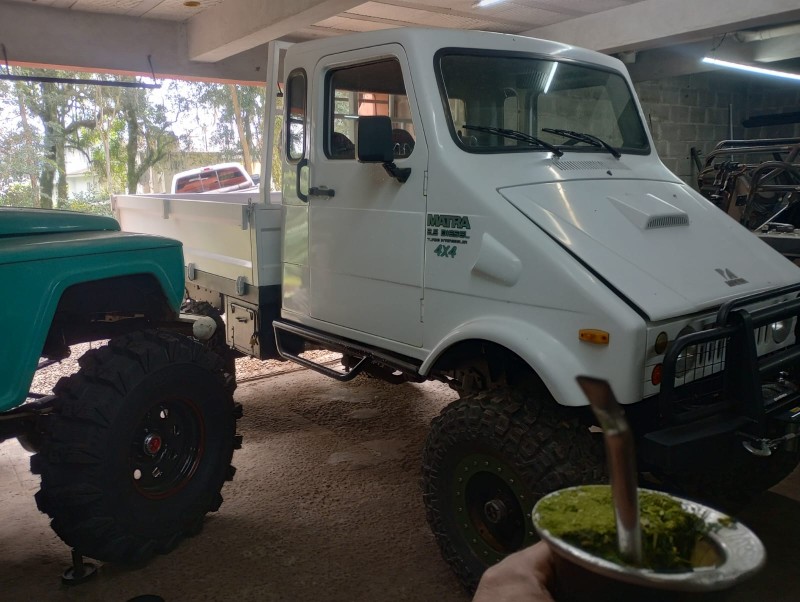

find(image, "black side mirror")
[357,116,394,163]
[356,116,411,183]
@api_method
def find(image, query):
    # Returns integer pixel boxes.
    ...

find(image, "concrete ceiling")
[0,0,799,83]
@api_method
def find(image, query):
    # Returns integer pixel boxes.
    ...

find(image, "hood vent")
[551,159,629,171]
[609,195,689,230]
[646,214,690,229]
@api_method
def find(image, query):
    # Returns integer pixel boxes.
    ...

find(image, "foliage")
[188,83,271,182]
[11,68,98,208]
[119,83,178,193]
[62,188,113,217]
[0,182,37,207]
[272,107,284,191]
[0,127,42,189]
[87,116,128,194]
[1,70,272,206]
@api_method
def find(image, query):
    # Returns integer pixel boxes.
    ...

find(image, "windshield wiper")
[463,124,563,157]
[542,128,621,159]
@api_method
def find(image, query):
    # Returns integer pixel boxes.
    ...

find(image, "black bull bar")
[642,282,800,470]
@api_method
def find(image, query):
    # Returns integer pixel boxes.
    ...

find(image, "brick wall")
[634,72,800,187]
[744,80,800,140]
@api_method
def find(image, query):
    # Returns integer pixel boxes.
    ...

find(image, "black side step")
[273,319,424,383]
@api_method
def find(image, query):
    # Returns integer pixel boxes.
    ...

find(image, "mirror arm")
[382,162,411,183]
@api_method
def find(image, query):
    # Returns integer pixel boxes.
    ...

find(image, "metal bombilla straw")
[576,376,643,566]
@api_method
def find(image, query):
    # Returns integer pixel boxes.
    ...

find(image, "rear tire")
[421,388,605,592]
[31,330,241,563]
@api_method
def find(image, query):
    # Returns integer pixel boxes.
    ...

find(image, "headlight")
[771,319,793,344]
[675,326,697,377]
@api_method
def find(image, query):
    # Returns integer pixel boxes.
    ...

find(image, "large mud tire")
[31,330,241,563]
[421,388,605,592]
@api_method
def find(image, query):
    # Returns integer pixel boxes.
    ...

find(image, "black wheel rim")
[452,452,537,565]
[131,397,205,499]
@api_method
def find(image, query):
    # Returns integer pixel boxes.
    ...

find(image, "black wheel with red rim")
[131,397,205,500]
[31,330,241,563]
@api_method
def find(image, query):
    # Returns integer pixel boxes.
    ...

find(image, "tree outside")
[0,68,275,214]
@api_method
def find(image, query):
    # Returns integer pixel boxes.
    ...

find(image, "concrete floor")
[1,368,799,602]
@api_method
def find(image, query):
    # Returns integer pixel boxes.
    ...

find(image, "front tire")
[421,388,605,592]
[31,330,241,563]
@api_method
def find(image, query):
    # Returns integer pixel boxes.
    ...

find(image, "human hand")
[472,541,556,602]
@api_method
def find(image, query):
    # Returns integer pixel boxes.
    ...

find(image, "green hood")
[0,207,120,237]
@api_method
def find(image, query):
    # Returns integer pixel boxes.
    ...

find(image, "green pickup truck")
[0,207,240,564]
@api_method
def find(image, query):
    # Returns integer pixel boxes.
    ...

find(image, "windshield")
[437,51,649,155]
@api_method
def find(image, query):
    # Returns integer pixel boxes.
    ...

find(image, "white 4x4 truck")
[114,28,800,590]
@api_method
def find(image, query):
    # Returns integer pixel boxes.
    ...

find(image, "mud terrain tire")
[421,388,605,592]
[31,330,241,563]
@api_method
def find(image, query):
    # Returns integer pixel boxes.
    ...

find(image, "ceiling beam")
[625,35,800,82]
[0,3,270,84]
[625,42,737,82]
[752,35,800,63]
[524,0,800,54]
[187,0,362,63]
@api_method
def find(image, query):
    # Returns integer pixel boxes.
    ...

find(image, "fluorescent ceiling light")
[702,57,800,81]
[474,0,506,7]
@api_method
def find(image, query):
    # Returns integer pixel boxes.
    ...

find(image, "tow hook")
[739,432,799,457]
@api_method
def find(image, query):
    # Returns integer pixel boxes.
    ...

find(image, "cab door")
[281,67,311,317]
[307,46,427,347]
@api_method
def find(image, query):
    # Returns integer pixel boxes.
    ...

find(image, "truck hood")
[499,179,800,321]
[0,207,119,237]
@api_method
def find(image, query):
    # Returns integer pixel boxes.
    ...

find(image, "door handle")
[296,158,308,203]
[309,186,336,198]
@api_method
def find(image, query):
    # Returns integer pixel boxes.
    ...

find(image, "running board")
[272,320,423,383]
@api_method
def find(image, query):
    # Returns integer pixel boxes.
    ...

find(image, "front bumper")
[642,283,800,471]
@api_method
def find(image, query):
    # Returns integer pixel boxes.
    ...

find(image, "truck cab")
[278,28,800,408]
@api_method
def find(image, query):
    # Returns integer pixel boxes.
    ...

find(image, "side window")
[326,59,416,160]
[286,69,307,162]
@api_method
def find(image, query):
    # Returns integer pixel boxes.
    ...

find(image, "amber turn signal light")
[579,329,610,345]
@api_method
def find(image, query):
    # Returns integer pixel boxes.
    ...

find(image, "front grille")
[676,337,728,385]
[659,283,800,425]
[675,325,785,387]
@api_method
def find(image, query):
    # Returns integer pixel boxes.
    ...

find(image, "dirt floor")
[1,353,467,602]
[1,351,800,601]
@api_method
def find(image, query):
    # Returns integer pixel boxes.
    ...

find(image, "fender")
[0,240,184,413]
[421,316,596,408]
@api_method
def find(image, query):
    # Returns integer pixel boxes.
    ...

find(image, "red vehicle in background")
[171,162,259,194]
